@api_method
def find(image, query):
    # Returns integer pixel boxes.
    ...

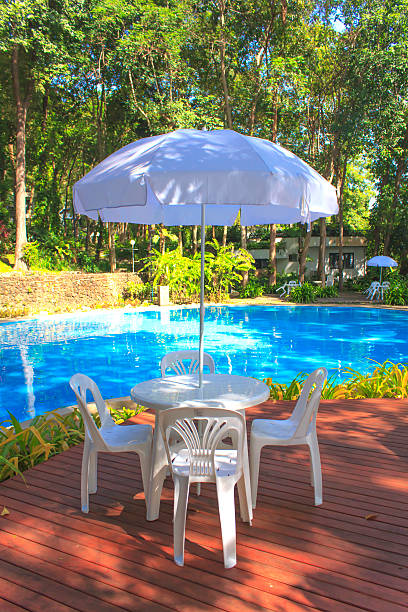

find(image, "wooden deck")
[1,398,407,611]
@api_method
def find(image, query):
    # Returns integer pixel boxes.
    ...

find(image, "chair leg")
[88,449,98,494]
[139,445,152,512]
[173,475,190,567]
[81,439,91,513]
[216,476,237,568]
[237,474,251,524]
[308,436,323,506]
[249,439,262,509]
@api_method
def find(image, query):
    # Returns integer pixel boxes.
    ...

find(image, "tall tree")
[0,0,84,269]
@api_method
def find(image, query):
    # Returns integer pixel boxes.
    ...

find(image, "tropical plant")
[384,282,408,306]
[289,283,316,303]
[263,360,408,401]
[315,285,339,298]
[123,281,152,303]
[238,277,265,298]
[145,241,254,303]
[205,240,254,301]
[0,403,144,482]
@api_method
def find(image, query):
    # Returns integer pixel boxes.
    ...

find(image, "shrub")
[145,241,255,303]
[123,281,152,303]
[315,285,339,298]
[0,404,144,483]
[263,360,408,401]
[384,282,408,306]
[238,277,265,298]
[289,282,316,303]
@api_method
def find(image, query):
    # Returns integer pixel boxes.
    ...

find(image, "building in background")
[250,236,366,280]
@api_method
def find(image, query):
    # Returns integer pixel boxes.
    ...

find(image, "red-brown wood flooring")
[0,398,407,611]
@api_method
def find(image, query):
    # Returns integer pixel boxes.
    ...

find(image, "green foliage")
[263,360,408,401]
[289,282,316,303]
[1,0,408,275]
[384,281,408,306]
[146,241,254,303]
[0,305,29,319]
[238,277,265,298]
[0,403,144,482]
[123,281,152,303]
[205,240,255,301]
[314,285,339,298]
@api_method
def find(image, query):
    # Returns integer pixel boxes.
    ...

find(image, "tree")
[0,0,85,269]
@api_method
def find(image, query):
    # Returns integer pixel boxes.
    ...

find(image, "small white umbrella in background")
[367,255,398,283]
[73,128,338,386]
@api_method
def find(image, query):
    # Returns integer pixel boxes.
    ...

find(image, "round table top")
[130,373,270,412]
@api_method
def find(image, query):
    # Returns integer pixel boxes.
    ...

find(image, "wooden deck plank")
[1,398,407,612]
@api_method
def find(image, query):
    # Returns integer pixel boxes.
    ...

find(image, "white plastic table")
[131,373,270,521]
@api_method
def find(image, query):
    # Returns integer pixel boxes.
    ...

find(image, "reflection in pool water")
[0,305,407,422]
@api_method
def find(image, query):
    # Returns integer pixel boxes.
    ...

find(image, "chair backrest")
[326,275,334,287]
[290,368,328,439]
[159,406,245,479]
[381,281,390,288]
[69,373,115,448]
[160,350,215,377]
[288,280,298,286]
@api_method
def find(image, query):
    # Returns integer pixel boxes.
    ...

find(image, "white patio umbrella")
[367,255,398,283]
[73,128,338,386]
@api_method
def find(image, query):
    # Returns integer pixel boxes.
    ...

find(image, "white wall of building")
[249,236,366,279]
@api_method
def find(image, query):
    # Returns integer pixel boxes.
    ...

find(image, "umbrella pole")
[380,267,382,284]
[199,203,205,388]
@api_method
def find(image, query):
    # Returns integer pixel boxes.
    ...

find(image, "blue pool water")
[0,305,407,422]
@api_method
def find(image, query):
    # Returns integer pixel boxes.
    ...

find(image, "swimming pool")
[1,305,407,422]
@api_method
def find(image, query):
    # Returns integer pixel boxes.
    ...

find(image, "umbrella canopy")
[367,256,398,267]
[74,129,338,227]
[367,255,398,283]
[73,129,338,386]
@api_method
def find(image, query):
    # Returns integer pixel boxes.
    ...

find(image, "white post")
[199,204,205,388]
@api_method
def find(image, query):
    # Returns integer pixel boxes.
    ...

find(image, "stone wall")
[0,271,141,315]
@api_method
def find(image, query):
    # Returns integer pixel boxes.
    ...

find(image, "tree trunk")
[222,225,228,246]
[160,225,165,254]
[383,123,408,254]
[317,218,327,285]
[108,223,116,272]
[11,46,33,270]
[337,157,348,291]
[268,224,277,285]
[299,227,312,283]
[193,225,198,254]
[85,219,91,252]
[95,219,103,262]
[178,227,183,255]
[219,0,233,129]
[241,224,248,287]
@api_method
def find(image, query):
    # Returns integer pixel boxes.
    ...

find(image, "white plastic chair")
[159,406,250,568]
[277,280,299,298]
[160,350,215,377]
[250,367,328,507]
[364,281,380,299]
[326,275,334,287]
[69,373,153,514]
[276,283,288,297]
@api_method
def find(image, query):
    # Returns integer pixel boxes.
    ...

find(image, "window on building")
[254,259,268,269]
[288,253,298,262]
[329,252,354,269]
